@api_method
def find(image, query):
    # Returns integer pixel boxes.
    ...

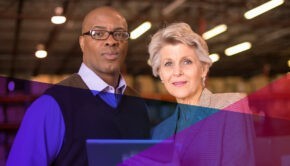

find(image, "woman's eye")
[183,59,192,65]
[164,61,172,66]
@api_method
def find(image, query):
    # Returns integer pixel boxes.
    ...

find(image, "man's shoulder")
[124,86,140,97]
[47,74,88,90]
[45,74,89,97]
[57,74,83,87]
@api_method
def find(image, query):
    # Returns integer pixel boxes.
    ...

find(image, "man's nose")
[105,34,119,47]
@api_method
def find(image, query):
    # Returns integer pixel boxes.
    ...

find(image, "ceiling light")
[225,42,252,56]
[51,7,66,24]
[288,59,290,68]
[35,44,47,59]
[209,53,220,63]
[51,16,66,24]
[244,0,284,19]
[202,24,227,40]
[162,0,186,16]
[130,21,152,40]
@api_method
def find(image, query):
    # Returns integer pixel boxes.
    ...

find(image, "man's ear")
[79,36,84,52]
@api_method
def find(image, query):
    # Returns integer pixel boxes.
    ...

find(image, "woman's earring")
[202,77,206,87]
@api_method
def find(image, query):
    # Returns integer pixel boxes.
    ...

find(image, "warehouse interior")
[0,0,290,165]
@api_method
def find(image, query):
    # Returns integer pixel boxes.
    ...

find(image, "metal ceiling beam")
[9,0,24,77]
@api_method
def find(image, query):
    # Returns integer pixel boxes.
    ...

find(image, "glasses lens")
[91,30,108,40]
[113,31,129,41]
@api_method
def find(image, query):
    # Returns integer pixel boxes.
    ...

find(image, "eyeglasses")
[82,30,130,41]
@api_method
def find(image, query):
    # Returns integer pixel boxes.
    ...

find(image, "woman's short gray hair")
[148,22,213,77]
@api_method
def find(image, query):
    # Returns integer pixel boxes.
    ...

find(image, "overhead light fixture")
[209,53,220,63]
[51,7,66,24]
[130,21,152,40]
[225,42,252,56]
[51,16,66,24]
[162,0,186,16]
[202,24,227,40]
[35,44,47,59]
[287,59,290,68]
[244,0,284,19]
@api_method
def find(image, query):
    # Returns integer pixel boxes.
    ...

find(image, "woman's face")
[158,43,207,103]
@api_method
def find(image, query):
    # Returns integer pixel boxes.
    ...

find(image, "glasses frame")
[82,30,130,41]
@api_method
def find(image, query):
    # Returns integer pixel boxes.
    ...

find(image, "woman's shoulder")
[212,92,246,100]
[209,91,247,109]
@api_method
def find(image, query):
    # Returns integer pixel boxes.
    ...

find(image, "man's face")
[79,10,128,76]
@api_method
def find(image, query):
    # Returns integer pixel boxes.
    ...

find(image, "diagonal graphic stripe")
[1,74,289,165]
[121,74,290,166]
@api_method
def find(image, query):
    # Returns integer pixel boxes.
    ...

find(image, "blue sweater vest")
[45,74,150,166]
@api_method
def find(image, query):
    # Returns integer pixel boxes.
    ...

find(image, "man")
[7,6,150,166]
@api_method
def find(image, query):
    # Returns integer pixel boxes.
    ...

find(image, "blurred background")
[0,0,289,79]
[0,0,290,165]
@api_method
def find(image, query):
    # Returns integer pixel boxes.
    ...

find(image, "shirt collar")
[78,63,126,96]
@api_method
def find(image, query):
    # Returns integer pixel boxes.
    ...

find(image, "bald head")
[79,6,129,86]
[82,6,128,33]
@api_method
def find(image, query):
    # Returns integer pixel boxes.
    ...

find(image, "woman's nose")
[173,65,183,76]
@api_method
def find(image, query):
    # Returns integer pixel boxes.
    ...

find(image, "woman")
[147,23,255,165]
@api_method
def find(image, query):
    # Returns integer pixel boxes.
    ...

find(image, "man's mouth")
[102,52,119,60]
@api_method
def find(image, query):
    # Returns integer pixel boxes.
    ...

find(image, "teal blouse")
[176,104,218,133]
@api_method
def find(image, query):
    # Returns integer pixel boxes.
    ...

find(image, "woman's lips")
[172,81,187,87]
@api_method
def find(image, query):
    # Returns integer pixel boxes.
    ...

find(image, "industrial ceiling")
[0,0,289,79]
